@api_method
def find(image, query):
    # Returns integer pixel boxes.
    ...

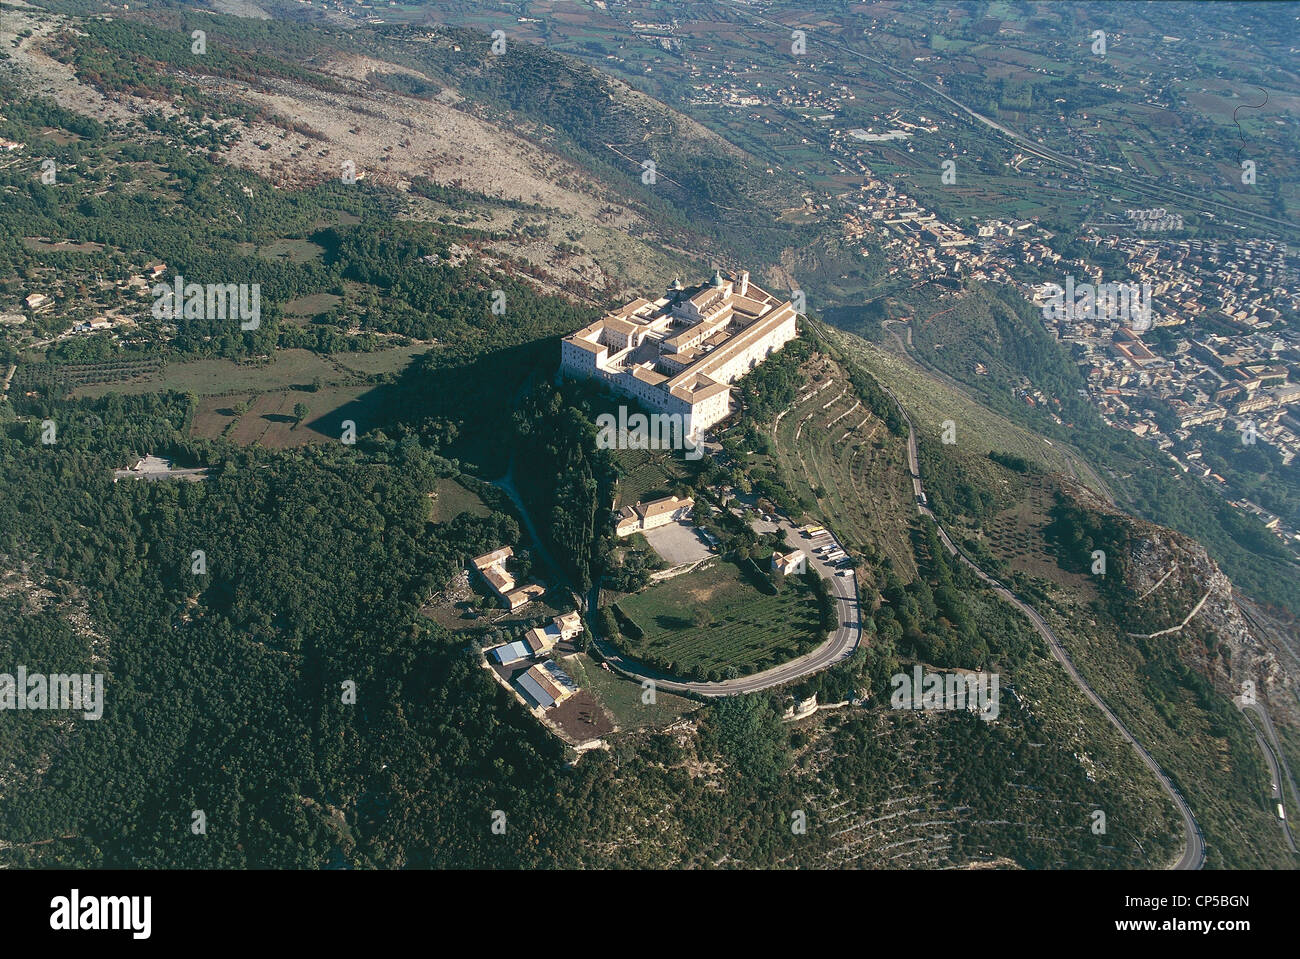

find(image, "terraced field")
[611,446,698,508]
[793,656,1183,869]
[765,355,917,580]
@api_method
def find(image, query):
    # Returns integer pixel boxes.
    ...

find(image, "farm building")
[491,640,532,666]
[517,661,579,709]
[471,546,545,610]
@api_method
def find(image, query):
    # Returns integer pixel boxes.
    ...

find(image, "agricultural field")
[190,392,251,440]
[611,559,823,680]
[10,356,164,395]
[73,348,351,398]
[233,384,382,447]
[763,354,917,580]
[330,345,430,376]
[611,445,699,509]
[189,382,383,447]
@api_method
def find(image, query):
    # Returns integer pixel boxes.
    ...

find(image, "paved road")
[593,514,863,697]
[1239,699,1299,852]
[882,381,1205,870]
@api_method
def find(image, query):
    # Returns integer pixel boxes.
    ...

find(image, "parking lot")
[643,520,714,566]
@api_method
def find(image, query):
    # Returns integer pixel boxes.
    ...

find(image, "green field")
[74,348,350,398]
[239,237,325,264]
[560,652,701,730]
[429,476,490,523]
[189,384,382,448]
[834,330,1099,483]
[611,560,823,680]
[331,345,430,376]
[283,293,342,317]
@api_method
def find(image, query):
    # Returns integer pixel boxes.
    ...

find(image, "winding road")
[590,511,863,697]
[882,380,1205,870]
[1239,698,1299,853]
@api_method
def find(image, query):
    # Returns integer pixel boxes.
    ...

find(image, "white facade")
[561,270,798,436]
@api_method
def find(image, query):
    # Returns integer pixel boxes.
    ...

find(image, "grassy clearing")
[227,385,381,448]
[190,393,252,440]
[613,560,823,678]
[834,330,1090,478]
[257,238,325,264]
[22,237,105,254]
[282,293,342,316]
[330,345,430,376]
[429,476,490,523]
[561,652,701,730]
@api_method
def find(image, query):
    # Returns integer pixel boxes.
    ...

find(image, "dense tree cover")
[800,564,839,634]
[0,390,581,867]
[700,696,788,788]
[510,382,618,592]
[0,385,1177,869]
[318,223,594,348]
[988,450,1033,474]
[1191,423,1300,528]
[51,13,346,114]
[731,335,816,430]
[1044,494,1136,608]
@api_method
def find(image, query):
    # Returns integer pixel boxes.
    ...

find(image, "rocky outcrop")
[1065,480,1298,728]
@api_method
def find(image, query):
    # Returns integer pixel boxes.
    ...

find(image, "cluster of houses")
[9,262,169,344]
[470,546,546,611]
[487,611,585,711]
[489,611,583,666]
